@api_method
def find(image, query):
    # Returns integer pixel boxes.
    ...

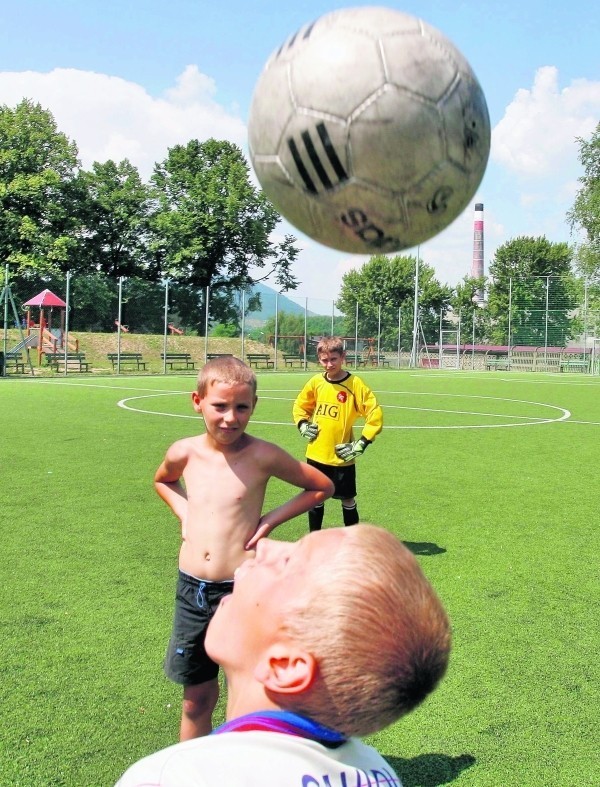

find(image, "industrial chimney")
[471,202,485,304]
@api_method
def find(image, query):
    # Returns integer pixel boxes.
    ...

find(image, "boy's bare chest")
[183,451,264,496]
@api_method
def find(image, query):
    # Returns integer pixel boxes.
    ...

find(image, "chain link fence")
[2,271,599,375]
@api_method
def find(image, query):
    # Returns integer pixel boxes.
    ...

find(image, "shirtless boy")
[154,356,334,741]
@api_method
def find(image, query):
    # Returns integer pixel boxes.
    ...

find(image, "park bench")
[45,352,90,373]
[246,353,274,369]
[107,352,147,371]
[559,355,589,373]
[485,354,510,371]
[161,352,196,370]
[344,352,366,366]
[283,354,304,367]
[369,353,390,367]
[206,353,233,361]
[3,352,26,374]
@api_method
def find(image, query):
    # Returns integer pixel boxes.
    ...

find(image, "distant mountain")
[247,282,312,320]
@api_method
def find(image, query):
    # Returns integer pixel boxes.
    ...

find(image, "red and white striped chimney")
[471,202,484,304]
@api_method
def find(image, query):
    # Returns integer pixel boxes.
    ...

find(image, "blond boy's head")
[196,356,257,398]
[280,525,451,737]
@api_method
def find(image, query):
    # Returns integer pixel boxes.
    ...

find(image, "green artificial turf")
[0,369,598,786]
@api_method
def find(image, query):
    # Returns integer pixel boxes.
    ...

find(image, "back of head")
[282,524,450,737]
[197,356,257,397]
[316,336,345,357]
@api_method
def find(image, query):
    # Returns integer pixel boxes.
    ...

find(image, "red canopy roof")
[23,289,67,308]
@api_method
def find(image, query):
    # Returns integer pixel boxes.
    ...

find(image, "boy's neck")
[203,431,252,453]
[325,369,348,382]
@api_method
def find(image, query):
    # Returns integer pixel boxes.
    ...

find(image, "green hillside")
[2,330,317,375]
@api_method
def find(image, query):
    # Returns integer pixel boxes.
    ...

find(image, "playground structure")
[168,323,184,335]
[114,320,129,333]
[22,290,79,365]
[1,275,82,374]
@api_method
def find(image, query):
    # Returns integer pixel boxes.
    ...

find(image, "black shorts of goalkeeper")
[307,458,356,500]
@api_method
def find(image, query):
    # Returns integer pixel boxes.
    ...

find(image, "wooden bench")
[107,352,147,371]
[369,353,390,367]
[45,352,90,372]
[206,353,233,361]
[559,356,589,373]
[283,354,304,367]
[246,353,274,369]
[3,352,25,374]
[345,352,367,366]
[485,354,510,371]
[161,353,196,370]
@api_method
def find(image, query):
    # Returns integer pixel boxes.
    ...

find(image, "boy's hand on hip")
[299,421,319,442]
[245,519,276,550]
[335,437,370,462]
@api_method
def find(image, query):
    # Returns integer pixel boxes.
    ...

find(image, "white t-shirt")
[115,731,402,786]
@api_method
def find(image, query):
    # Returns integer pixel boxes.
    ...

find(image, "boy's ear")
[191,391,202,411]
[254,645,316,695]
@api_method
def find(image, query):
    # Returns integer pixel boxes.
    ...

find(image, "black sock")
[308,505,325,532]
[342,503,359,526]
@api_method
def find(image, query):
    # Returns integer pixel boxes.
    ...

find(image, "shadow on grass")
[385,753,476,786]
[403,541,447,556]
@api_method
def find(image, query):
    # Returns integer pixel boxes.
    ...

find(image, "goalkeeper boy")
[292,336,383,530]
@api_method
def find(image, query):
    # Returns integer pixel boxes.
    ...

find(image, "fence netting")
[2,272,599,374]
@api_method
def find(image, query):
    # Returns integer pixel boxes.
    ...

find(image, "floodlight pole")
[274,292,279,368]
[116,277,124,372]
[2,264,8,374]
[354,302,359,368]
[162,278,169,373]
[304,297,308,369]
[410,248,420,367]
[63,271,71,378]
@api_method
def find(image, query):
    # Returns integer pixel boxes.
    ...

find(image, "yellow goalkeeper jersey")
[293,372,383,466]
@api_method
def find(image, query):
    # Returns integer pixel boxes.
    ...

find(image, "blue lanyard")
[212,710,347,748]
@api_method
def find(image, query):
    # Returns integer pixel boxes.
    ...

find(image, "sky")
[1,0,599,301]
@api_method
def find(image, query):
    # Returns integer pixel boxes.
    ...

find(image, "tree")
[450,276,490,343]
[0,99,80,275]
[76,159,152,278]
[336,255,452,349]
[149,139,299,331]
[568,122,600,281]
[487,237,577,346]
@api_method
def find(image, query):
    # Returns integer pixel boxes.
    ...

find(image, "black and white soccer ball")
[248,6,490,254]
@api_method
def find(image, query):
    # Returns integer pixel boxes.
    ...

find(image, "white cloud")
[492,66,600,179]
[2,64,594,298]
[0,66,246,178]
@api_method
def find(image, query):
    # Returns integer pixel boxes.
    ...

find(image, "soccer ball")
[248,6,490,254]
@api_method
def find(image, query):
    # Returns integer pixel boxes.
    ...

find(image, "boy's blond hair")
[281,525,450,737]
[316,336,345,357]
[197,356,257,397]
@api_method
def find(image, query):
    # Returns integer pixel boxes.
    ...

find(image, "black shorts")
[307,458,357,500]
[164,572,234,686]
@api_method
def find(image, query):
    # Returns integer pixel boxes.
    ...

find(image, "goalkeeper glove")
[335,436,371,462]
[298,420,319,442]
